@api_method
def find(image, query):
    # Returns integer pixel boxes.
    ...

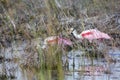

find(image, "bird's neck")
[72,30,83,39]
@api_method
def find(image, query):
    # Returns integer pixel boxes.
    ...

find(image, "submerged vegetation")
[0,0,120,80]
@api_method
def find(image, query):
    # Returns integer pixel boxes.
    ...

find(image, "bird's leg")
[72,56,75,69]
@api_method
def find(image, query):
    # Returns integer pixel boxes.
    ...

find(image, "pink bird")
[68,28,111,42]
[42,36,72,49]
[68,28,115,63]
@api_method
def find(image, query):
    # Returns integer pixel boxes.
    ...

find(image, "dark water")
[0,40,120,80]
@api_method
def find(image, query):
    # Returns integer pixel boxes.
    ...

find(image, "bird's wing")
[81,29,93,37]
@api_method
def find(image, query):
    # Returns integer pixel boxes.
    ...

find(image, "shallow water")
[0,40,120,80]
[65,49,120,80]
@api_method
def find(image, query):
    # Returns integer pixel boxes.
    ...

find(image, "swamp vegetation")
[0,0,120,80]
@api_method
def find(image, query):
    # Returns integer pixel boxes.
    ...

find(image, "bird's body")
[70,28,111,42]
[42,36,72,49]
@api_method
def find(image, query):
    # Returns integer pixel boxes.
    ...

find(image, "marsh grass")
[0,0,119,80]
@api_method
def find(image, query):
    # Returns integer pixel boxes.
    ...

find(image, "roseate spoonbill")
[67,28,115,63]
[68,28,111,42]
[42,36,72,50]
